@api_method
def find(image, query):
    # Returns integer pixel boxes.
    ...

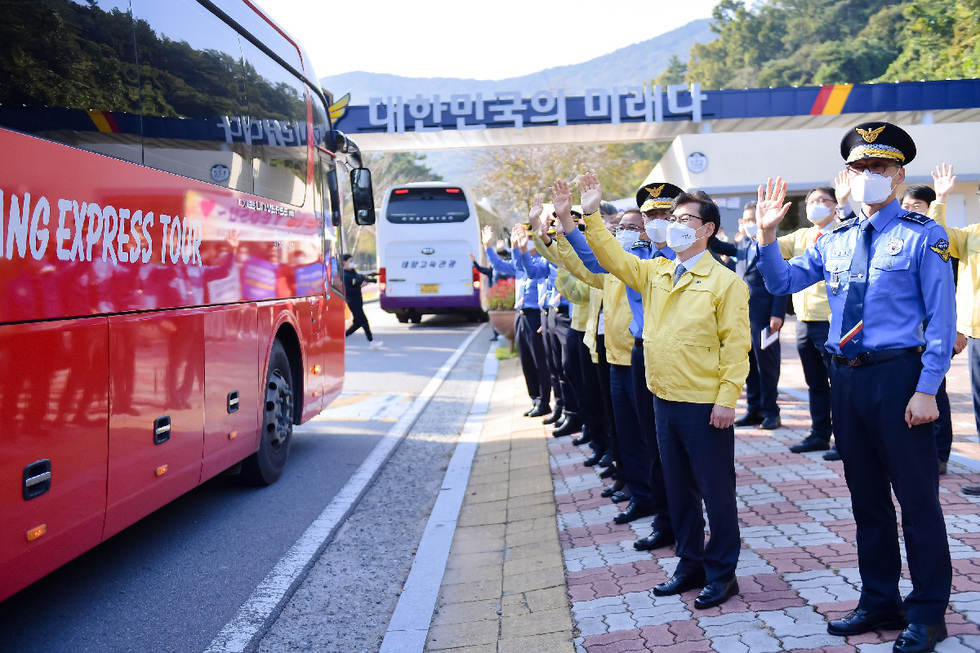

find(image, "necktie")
[674,263,686,287]
[839,220,874,358]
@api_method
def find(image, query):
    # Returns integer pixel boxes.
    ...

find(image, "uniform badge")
[930,238,951,262]
[885,238,904,255]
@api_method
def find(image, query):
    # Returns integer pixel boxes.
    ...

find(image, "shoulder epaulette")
[630,240,652,250]
[832,216,859,233]
[898,211,933,225]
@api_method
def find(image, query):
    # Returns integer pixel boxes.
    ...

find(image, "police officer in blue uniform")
[756,122,955,653]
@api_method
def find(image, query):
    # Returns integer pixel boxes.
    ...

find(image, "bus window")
[240,39,308,205]
[0,0,142,164]
[132,0,254,193]
[386,188,471,224]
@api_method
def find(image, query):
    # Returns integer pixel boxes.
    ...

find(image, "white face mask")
[742,222,759,239]
[666,222,700,252]
[806,203,833,223]
[645,218,668,243]
[850,170,895,204]
[616,230,640,250]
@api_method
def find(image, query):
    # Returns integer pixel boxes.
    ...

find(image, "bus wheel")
[396,312,410,324]
[240,340,294,486]
[409,313,422,324]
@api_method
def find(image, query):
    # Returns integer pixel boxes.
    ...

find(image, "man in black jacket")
[343,254,382,349]
[710,202,788,429]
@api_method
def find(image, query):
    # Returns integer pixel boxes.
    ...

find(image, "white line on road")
[205,327,486,653]
[378,345,498,653]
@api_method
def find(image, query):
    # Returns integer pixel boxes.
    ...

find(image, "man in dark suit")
[711,202,787,430]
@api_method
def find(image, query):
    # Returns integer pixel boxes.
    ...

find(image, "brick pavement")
[425,319,980,652]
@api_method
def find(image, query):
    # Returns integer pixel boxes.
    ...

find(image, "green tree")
[877,0,980,81]
[654,55,688,87]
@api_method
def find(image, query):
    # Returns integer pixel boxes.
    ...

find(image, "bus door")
[105,312,205,538]
[0,318,109,597]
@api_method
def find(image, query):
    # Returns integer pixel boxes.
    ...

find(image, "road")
[0,303,493,653]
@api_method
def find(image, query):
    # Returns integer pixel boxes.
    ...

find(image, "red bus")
[0,0,374,601]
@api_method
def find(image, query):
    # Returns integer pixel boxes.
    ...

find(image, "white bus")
[377,183,487,323]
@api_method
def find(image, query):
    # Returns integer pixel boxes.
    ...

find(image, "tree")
[877,0,980,81]
[654,55,688,87]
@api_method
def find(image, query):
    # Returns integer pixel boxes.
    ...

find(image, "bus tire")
[409,313,422,324]
[240,340,294,486]
[396,312,410,323]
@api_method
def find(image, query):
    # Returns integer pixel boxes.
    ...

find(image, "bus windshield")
[386,188,470,224]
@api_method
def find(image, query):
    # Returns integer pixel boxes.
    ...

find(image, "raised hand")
[514,223,529,251]
[552,179,572,220]
[834,170,850,207]
[579,172,602,216]
[528,195,544,231]
[509,224,520,249]
[481,224,493,248]
[932,163,956,203]
[756,176,791,245]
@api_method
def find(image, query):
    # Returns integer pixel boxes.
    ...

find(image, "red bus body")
[0,0,351,601]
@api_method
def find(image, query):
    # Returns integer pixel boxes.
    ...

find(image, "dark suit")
[712,238,788,419]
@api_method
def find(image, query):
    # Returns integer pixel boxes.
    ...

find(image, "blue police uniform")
[487,246,550,412]
[522,252,576,422]
[758,198,955,627]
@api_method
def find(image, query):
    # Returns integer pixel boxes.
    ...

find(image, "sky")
[264,0,723,81]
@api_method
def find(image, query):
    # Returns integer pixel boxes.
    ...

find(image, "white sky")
[264,0,722,81]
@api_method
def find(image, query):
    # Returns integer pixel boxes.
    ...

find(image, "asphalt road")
[0,303,491,653]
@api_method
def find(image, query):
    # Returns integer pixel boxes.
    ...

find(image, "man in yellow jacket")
[556,172,750,610]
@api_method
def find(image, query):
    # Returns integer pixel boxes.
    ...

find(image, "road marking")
[312,392,412,422]
[378,345,498,653]
[205,326,486,653]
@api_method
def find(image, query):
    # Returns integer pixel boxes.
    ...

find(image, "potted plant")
[485,278,517,342]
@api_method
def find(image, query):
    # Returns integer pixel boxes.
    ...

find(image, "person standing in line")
[710,202,788,430]
[779,176,854,455]
[573,172,750,610]
[343,254,382,350]
[756,122,955,653]
[484,224,551,417]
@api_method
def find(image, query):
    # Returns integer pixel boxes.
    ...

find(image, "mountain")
[320,19,715,102]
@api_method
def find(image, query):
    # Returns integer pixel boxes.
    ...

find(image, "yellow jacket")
[556,237,603,358]
[929,203,980,337]
[777,225,831,322]
[584,211,750,407]
[556,235,634,366]
[537,233,592,333]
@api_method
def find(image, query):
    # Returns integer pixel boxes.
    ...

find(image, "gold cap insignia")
[645,184,665,198]
[856,125,886,143]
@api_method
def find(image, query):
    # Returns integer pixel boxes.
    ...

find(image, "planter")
[487,309,517,342]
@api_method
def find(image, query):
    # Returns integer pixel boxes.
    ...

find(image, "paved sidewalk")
[426,320,980,652]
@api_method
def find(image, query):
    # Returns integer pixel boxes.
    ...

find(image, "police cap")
[840,121,916,166]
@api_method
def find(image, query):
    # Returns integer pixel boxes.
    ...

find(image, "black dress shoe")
[694,578,739,609]
[527,405,550,418]
[963,484,980,496]
[823,447,841,461]
[653,571,705,596]
[554,415,566,428]
[633,530,674,551]
[523,405,537,417]
[893,622,947,653]
[789,434,830,453]
[572,433,591,446]
[734,413,764,427]
[553,417,583,438]
[583,450,604,467]
[542,409,562,425]
[598,464,617,479]
[826,608,906,636]
[614,502,654,524]
[596,452,615,468]
[600,480,624,498]
[760,416,781,430]
[610,490,631,503]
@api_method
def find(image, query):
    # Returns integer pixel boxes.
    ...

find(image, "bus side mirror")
[350,168,375,225]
